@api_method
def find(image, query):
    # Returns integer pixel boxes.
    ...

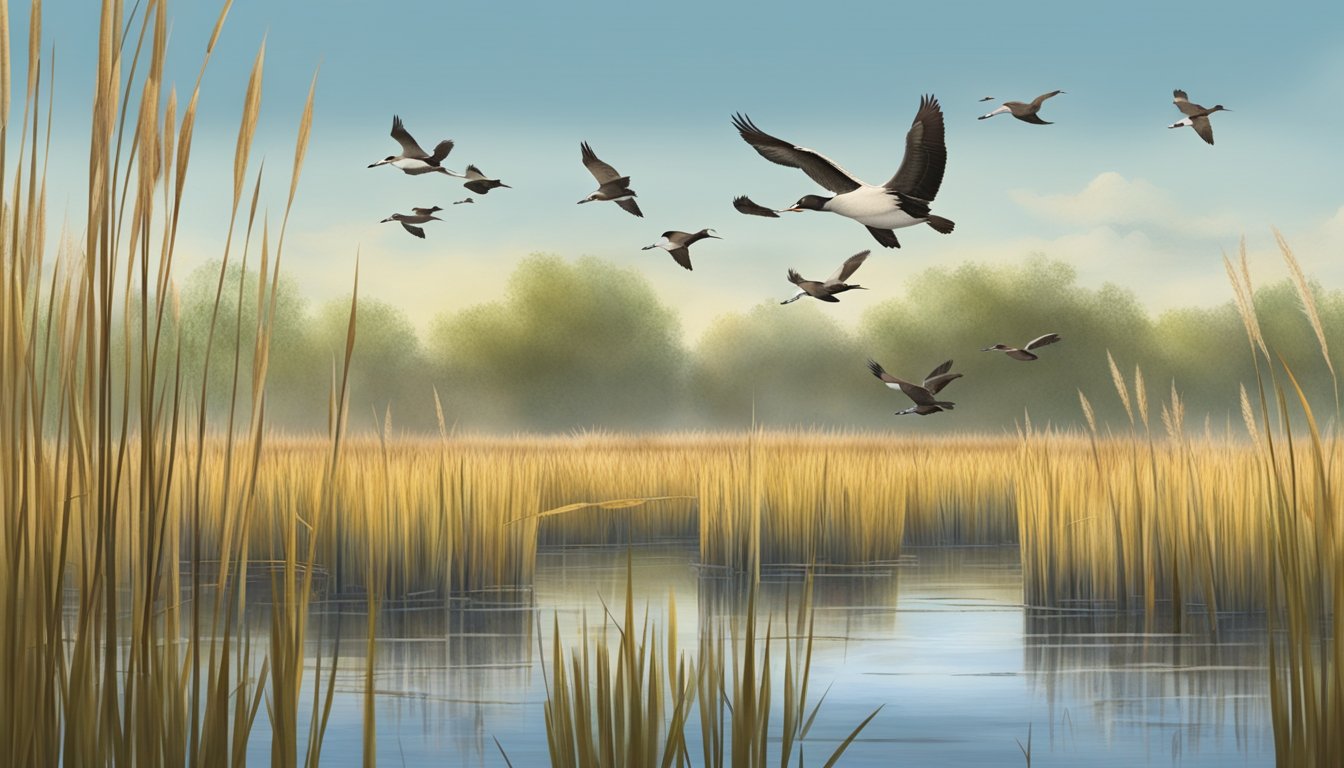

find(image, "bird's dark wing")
[428,139,454,164]
[581,142,622,184]
[1030,90,1063,108]
[732,113,862,194]
[392,116,431,158]
[867,359,899,385]
[1173,90,1204,117]
[615,198,643,218]
[464,180,494,195]
[400,222,426,239]
[884,94,947,202]
[669,247,693,271]
[817,294,840,303]
[867,360,932,403]
[866,227,901,249]
[1191,116,1215,145]
[1024,333,1062,350]
[787,269,805,285]
[925,359,953,381]
[924,372,962,395]
[898,382,937,405]
[826,250,870,284]
[1015,113,1052,125]
[733,195,780,218]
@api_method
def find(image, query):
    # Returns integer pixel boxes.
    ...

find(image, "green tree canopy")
[427,254,689,431]
[313,295,430,429]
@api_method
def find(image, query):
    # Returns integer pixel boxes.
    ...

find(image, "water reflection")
[1023,611,1271,761]
[241,544,1272,766]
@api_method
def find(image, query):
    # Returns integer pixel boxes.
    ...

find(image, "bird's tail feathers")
[926,215,955,234]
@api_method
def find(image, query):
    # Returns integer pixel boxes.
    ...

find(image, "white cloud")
[1009,171,1241,239]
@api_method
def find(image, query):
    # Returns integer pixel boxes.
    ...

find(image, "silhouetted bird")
[641,229,721,271]
[380,206,443,239]
[982,333,1062,361]
[577,142,642,217]
[781,251,870,304]
[368,116,462,176]
[867,359,962,416]
[462,165,511,195]
[978,91,1065,124]
[1168,89,1229,146]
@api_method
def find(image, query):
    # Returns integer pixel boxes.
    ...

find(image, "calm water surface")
[247,544,1273,767]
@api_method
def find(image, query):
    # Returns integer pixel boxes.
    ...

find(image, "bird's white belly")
[826,187,924,229]
[393,158,433,170]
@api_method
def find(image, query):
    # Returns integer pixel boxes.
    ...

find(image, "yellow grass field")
[26,427,1332,618]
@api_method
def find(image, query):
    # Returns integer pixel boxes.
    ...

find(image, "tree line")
[154,254,1340,434]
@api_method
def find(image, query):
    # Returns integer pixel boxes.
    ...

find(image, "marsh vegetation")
[0,0,1338,765]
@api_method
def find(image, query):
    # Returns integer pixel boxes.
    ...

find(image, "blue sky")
[15,0,1344,339]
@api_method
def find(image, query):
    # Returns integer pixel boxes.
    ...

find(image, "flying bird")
[977,96,996,102]
[368,116,463,176]
[462,165,511,195]
[867,359,961,416]
[452,198,474,205]
[978,91,1065,124]
[380,206,443,239]
[733,195,781,218]
[732,94,954,249]
[781,250,870,304]
[1169,89,1229,146]
[578,142,643,217]
[982,333,1062,361]
[642,229,721,271]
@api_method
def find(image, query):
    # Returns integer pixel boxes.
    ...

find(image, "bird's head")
[368,155,395,168]
[380,214,400,223]
[701,228,722,239]
[577,193,598,204]
[785,195,830,213]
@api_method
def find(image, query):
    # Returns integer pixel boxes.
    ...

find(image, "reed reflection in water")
[238,544,1272,766]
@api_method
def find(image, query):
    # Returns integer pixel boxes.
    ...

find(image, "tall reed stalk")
[1228,240,1342,766]
[0,1,350,763]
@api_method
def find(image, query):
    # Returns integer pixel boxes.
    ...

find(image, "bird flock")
[370,88,1228,417]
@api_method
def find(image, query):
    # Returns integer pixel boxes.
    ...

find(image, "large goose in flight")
[731,94,954,249]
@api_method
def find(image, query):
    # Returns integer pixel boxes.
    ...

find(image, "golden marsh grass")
[44,426,1324,620]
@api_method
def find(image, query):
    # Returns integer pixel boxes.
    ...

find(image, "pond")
[247,544,1273,766]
